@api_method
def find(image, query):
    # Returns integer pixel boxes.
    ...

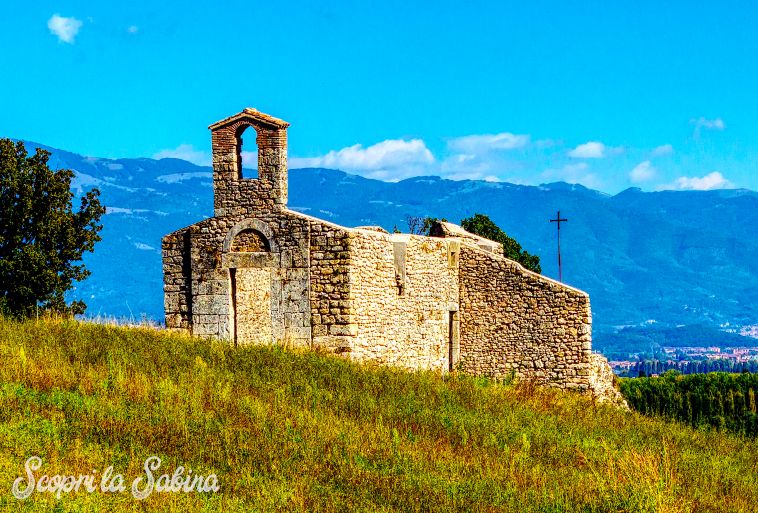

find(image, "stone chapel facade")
[162,108,618,397]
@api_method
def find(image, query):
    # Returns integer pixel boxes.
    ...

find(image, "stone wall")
[309,220,354,352]
[162,227,193,332]
[181,218,231,340]
[307,223,461,370]
[163,218,235,339]
[348,231,459,370]
[457,244,592,390]
[172,212,312,347]
[588,353,628,407]
[162,108,311,347]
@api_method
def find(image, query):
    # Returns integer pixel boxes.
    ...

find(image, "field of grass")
[0,317,756,512]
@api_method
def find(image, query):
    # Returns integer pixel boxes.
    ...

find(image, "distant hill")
[18,140,758,347]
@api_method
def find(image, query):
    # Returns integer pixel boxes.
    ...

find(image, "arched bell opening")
[234,124,259,179]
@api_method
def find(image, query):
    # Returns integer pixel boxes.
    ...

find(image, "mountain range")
[19,140,758,349]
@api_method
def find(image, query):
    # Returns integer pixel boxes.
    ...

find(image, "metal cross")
[549,210,568,282]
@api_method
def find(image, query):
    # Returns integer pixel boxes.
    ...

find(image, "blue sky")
[2,1,757,193]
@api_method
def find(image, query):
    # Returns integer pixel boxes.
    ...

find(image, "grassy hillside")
[0,318,756,512]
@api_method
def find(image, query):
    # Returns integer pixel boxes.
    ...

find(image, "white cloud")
[540,162,602,189]
[434,151,501,181]
[285,130,712,190]
[651,144,673,157]
[290,139,434,181]
[664,171,733,191]
[48,14,83,44]
[692,117,725,131]
[691,117,725,139]
[127,25,139,34]
[155,172,212,184]
[608,146,626,156]
[240,150,257,168]
[153,144,210,166]
[447,132,529,153]
[289,133,611,185]
[534,139,559,148]
[629,161,656,182]
[568,141,606,159]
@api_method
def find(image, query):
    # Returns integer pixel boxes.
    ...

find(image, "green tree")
[405,215,447,235]
[0,140,105,317]
[460,213,541,273]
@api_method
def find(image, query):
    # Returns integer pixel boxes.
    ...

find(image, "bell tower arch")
[209,108,290,217]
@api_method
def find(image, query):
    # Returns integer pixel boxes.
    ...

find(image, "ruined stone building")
[162,108,618,398]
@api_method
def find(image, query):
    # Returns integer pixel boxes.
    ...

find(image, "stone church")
[162,108,618,397]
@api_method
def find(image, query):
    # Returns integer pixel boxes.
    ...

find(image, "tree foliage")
[405,215,425,235]
[406,215,447,236]
[460,213,541,273]
[619,358,758,377]
[621,371,758,437]
[0,139,105,317]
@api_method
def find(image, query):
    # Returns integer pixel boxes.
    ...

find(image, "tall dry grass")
[0,316,755,512]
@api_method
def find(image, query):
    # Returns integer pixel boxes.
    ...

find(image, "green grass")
[0,317,756,512]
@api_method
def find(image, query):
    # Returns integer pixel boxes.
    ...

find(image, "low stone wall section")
[458,245,592,390]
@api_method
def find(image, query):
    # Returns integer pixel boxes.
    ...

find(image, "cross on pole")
[549,210,568,282]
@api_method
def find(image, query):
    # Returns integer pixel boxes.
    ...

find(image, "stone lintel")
[221,252,278,269]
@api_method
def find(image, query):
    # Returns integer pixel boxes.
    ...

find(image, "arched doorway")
[223,221,278,346]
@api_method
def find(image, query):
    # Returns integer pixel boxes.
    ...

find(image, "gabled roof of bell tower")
[208,107,290,131]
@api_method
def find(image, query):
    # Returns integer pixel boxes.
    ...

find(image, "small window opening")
[235,125,259,179]
[448,311,459,372]
[393,241,407,296]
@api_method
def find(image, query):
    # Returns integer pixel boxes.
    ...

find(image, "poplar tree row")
[621,371,758,437]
